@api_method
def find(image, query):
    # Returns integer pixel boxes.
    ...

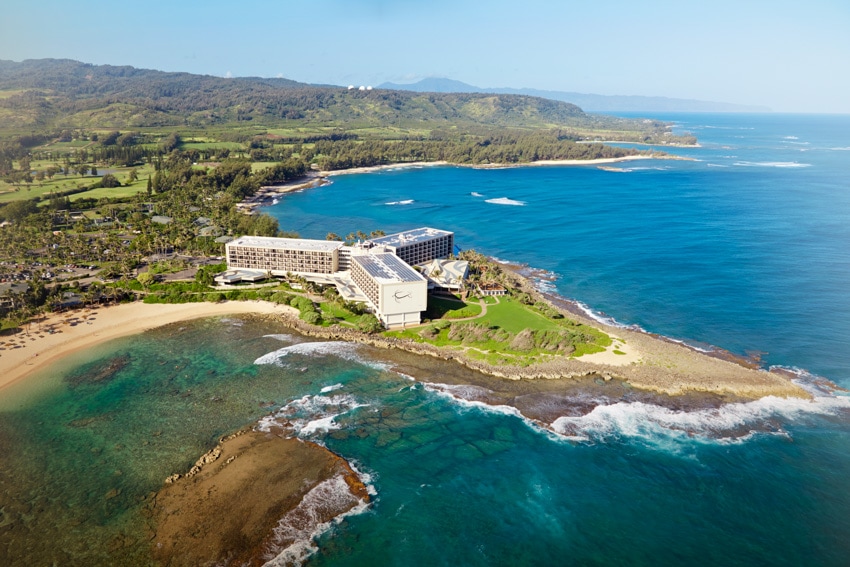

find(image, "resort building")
[221,227,461,328]
[225,236,343,276]
[367,227,454,266]
[350,253,428,328]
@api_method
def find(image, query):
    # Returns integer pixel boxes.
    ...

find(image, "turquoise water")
[2,114,850,565]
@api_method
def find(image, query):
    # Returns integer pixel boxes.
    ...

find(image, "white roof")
[228,236,343,252]
[368,227,452,248]
[353,253,426,284]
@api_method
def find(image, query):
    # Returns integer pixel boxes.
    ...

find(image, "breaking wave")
[733,161,811,168]
[257,392,367,438]
[385,199,414,205]
[485,197,526,206]
[551,392,850,448]
[254,340,389,370]
[261,475,372,567]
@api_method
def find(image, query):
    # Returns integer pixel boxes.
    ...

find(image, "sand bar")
[0,301,295,393]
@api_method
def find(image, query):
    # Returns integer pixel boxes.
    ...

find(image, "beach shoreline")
[0,301,296,394]
[240,154,684,212]
[1,289,809,402]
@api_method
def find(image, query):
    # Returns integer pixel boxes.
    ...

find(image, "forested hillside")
[0,59,693,146]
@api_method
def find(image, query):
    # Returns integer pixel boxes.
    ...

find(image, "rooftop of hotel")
[353,253,426,283]
[228,236,343,252]
[367,227,452,248]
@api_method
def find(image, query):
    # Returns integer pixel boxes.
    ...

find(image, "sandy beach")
[0,293,808,403]
[0,301,295,394]
[320,155,661,176]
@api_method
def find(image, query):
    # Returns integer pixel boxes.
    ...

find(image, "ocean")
[2,113,849,565]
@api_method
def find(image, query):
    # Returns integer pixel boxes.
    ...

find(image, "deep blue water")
[2,114,849,566]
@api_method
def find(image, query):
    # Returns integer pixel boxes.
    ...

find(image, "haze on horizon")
[2,0,849,114]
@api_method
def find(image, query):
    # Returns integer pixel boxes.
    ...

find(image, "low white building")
[350,253,427,328]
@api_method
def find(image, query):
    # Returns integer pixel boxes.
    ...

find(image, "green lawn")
[474,297,560,334]
[0,164,155,204]
[68,183,146,202]
[425,296,482,320]
[386,294,611,365]
[319,302,361,324]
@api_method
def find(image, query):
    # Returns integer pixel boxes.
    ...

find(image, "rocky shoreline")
[274,313,806,400]
[150,429,369,567]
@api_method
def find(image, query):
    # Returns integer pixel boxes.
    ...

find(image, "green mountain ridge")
[0,59,688,145]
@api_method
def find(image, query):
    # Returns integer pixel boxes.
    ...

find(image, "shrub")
[270,291,293,304]
[290,296,314,312]
[356,314,383,333]
[300,310,322,325]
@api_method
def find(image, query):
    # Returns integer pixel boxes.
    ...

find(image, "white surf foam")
[471,192,484,197]
[261,474,371,567]
[320,383,344,393]
[385,199,414,205]
[551,393,850,448]
[263,333,295,343]
[733,161,811,168]
[423,382,557,439]
[485,197,526,206]
[783,135,799,140]
[573,300,639,331]
[257,392,368,438]
[254,341,389,370]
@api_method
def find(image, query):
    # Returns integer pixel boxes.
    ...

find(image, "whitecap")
[385,199,414,205]
[261,475,372,567]
[485,197,526,206]
[471,192,484,197]
[829,146,850,151]
[783,135,799,140]
[733,161,811,168]
[320,383,344,393]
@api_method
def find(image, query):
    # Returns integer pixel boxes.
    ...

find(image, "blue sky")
[2,0,849,113]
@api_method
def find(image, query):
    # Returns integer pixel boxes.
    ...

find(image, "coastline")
[0,291,810,402]
[0,301,296,394]
[241,154,687,212]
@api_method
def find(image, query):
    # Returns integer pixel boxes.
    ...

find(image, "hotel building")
[225,236,343,275]
[367,227,454,266]
[350,252,428,328]
[223,228,459,328]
